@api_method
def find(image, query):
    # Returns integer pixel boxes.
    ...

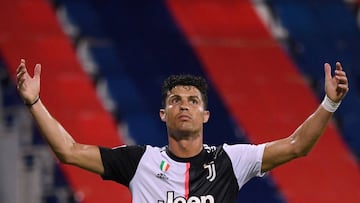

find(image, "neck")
[167,132,203,158]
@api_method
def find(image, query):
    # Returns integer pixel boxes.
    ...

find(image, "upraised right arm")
[16,59,104,175]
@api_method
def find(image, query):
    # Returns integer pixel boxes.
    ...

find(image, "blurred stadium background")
[0,0,359,202]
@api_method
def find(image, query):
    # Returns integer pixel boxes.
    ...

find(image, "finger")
[16,59,26,73]
[16,63,28,77]
[334,70,346,77]
[335,62,342,71]
[17,79,25,90]
[335,75,348,84]
[16,70,27,81]
[17,74,27,86]
[16,68,25,76]
[335,71,347,78]
[16,65,28,78]
[324,63,332,81]
[337,84,349,89]
[336,84,349,96]
[34,64,41,80]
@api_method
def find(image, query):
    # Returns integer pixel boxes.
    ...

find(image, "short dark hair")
[161,74,208,108]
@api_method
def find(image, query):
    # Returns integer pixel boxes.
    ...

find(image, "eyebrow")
[188,95,201,100]
[167,94,201,101]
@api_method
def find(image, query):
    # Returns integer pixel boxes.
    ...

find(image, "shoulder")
[202,143,266,164]
[222,143,266,155]
[99,145,147,160]
[221,143,266,172]
[202,144,228,161]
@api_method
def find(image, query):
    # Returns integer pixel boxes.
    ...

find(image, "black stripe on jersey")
[188,145,239,203]
[99,145,146,186]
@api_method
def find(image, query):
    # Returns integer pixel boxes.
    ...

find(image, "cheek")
[197,106,204,111]
[194,107,206,120]
[196,106,206,116]
[165,106,176,119]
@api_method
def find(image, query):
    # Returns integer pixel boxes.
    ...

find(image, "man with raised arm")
[16,59,348,202]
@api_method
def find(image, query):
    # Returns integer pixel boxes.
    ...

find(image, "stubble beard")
[168,125,201,141]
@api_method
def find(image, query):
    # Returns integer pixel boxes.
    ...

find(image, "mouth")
[178,114,192,121]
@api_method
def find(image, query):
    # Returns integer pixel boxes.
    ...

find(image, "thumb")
[324,63,332,81]
[34,64,41,80]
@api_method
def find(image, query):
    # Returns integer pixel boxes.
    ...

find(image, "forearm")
[28,99,76,162]
[262,63,348,172]
[262,104,334,172]
[290,105,333,156]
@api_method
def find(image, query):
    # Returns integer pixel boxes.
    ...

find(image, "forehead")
[167,85,202,98]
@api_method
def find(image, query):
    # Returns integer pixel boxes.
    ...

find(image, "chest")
[129,149,238,202]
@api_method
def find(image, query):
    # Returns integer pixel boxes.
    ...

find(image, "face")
[160,85,210,138]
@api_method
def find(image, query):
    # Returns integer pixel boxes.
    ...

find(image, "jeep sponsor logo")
[158,191,214,203]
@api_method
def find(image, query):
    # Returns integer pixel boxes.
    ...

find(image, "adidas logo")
[156,173,169,181]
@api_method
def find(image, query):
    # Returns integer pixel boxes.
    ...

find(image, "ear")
[159,109,166,122]
[203,110,210,123]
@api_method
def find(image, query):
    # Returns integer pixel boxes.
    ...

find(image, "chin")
[171,128,200,139]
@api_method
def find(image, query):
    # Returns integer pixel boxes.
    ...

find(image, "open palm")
[324,62,349,103]
[16,59,41,104]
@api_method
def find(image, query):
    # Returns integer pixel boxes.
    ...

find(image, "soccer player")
[16,59,348,202]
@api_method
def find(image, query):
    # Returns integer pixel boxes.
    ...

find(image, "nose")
[180,101,189,111]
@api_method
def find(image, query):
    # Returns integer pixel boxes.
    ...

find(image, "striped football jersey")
[100,143,265,203]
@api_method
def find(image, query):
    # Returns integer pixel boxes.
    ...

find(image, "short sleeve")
[99,145,145,186]
[223,143,266,189]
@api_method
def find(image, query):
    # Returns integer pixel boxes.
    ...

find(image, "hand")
[324,62,349,103]
[16,59,41,104]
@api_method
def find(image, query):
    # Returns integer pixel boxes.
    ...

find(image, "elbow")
[52,142,80,165]
[289,135,312,158]
[294,148,310,158]
[289,140,310,159]
[55,152,73,164]
[292,144,312,158]
[54,149,77,165]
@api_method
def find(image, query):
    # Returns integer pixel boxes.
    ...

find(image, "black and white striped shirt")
[100,143,265,203]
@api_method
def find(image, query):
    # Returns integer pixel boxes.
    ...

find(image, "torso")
[100,143,265,203]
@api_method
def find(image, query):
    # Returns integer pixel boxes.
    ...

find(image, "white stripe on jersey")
[223,143,266,190]
[130,146,190,203]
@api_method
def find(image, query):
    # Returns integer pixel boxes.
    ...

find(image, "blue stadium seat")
[88,43,126,77]
[341,112,360,158]
[61,1,107,39]
[105,76,146,117]
[124,112,167,146]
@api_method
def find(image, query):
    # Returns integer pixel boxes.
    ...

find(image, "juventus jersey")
[100,143,265,203]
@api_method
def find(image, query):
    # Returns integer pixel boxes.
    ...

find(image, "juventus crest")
[203,161,216,182]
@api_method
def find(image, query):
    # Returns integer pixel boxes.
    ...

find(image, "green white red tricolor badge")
[160,160,170,172]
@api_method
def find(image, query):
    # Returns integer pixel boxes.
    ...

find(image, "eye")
[190,98,199,105]
[170,97,180,104]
